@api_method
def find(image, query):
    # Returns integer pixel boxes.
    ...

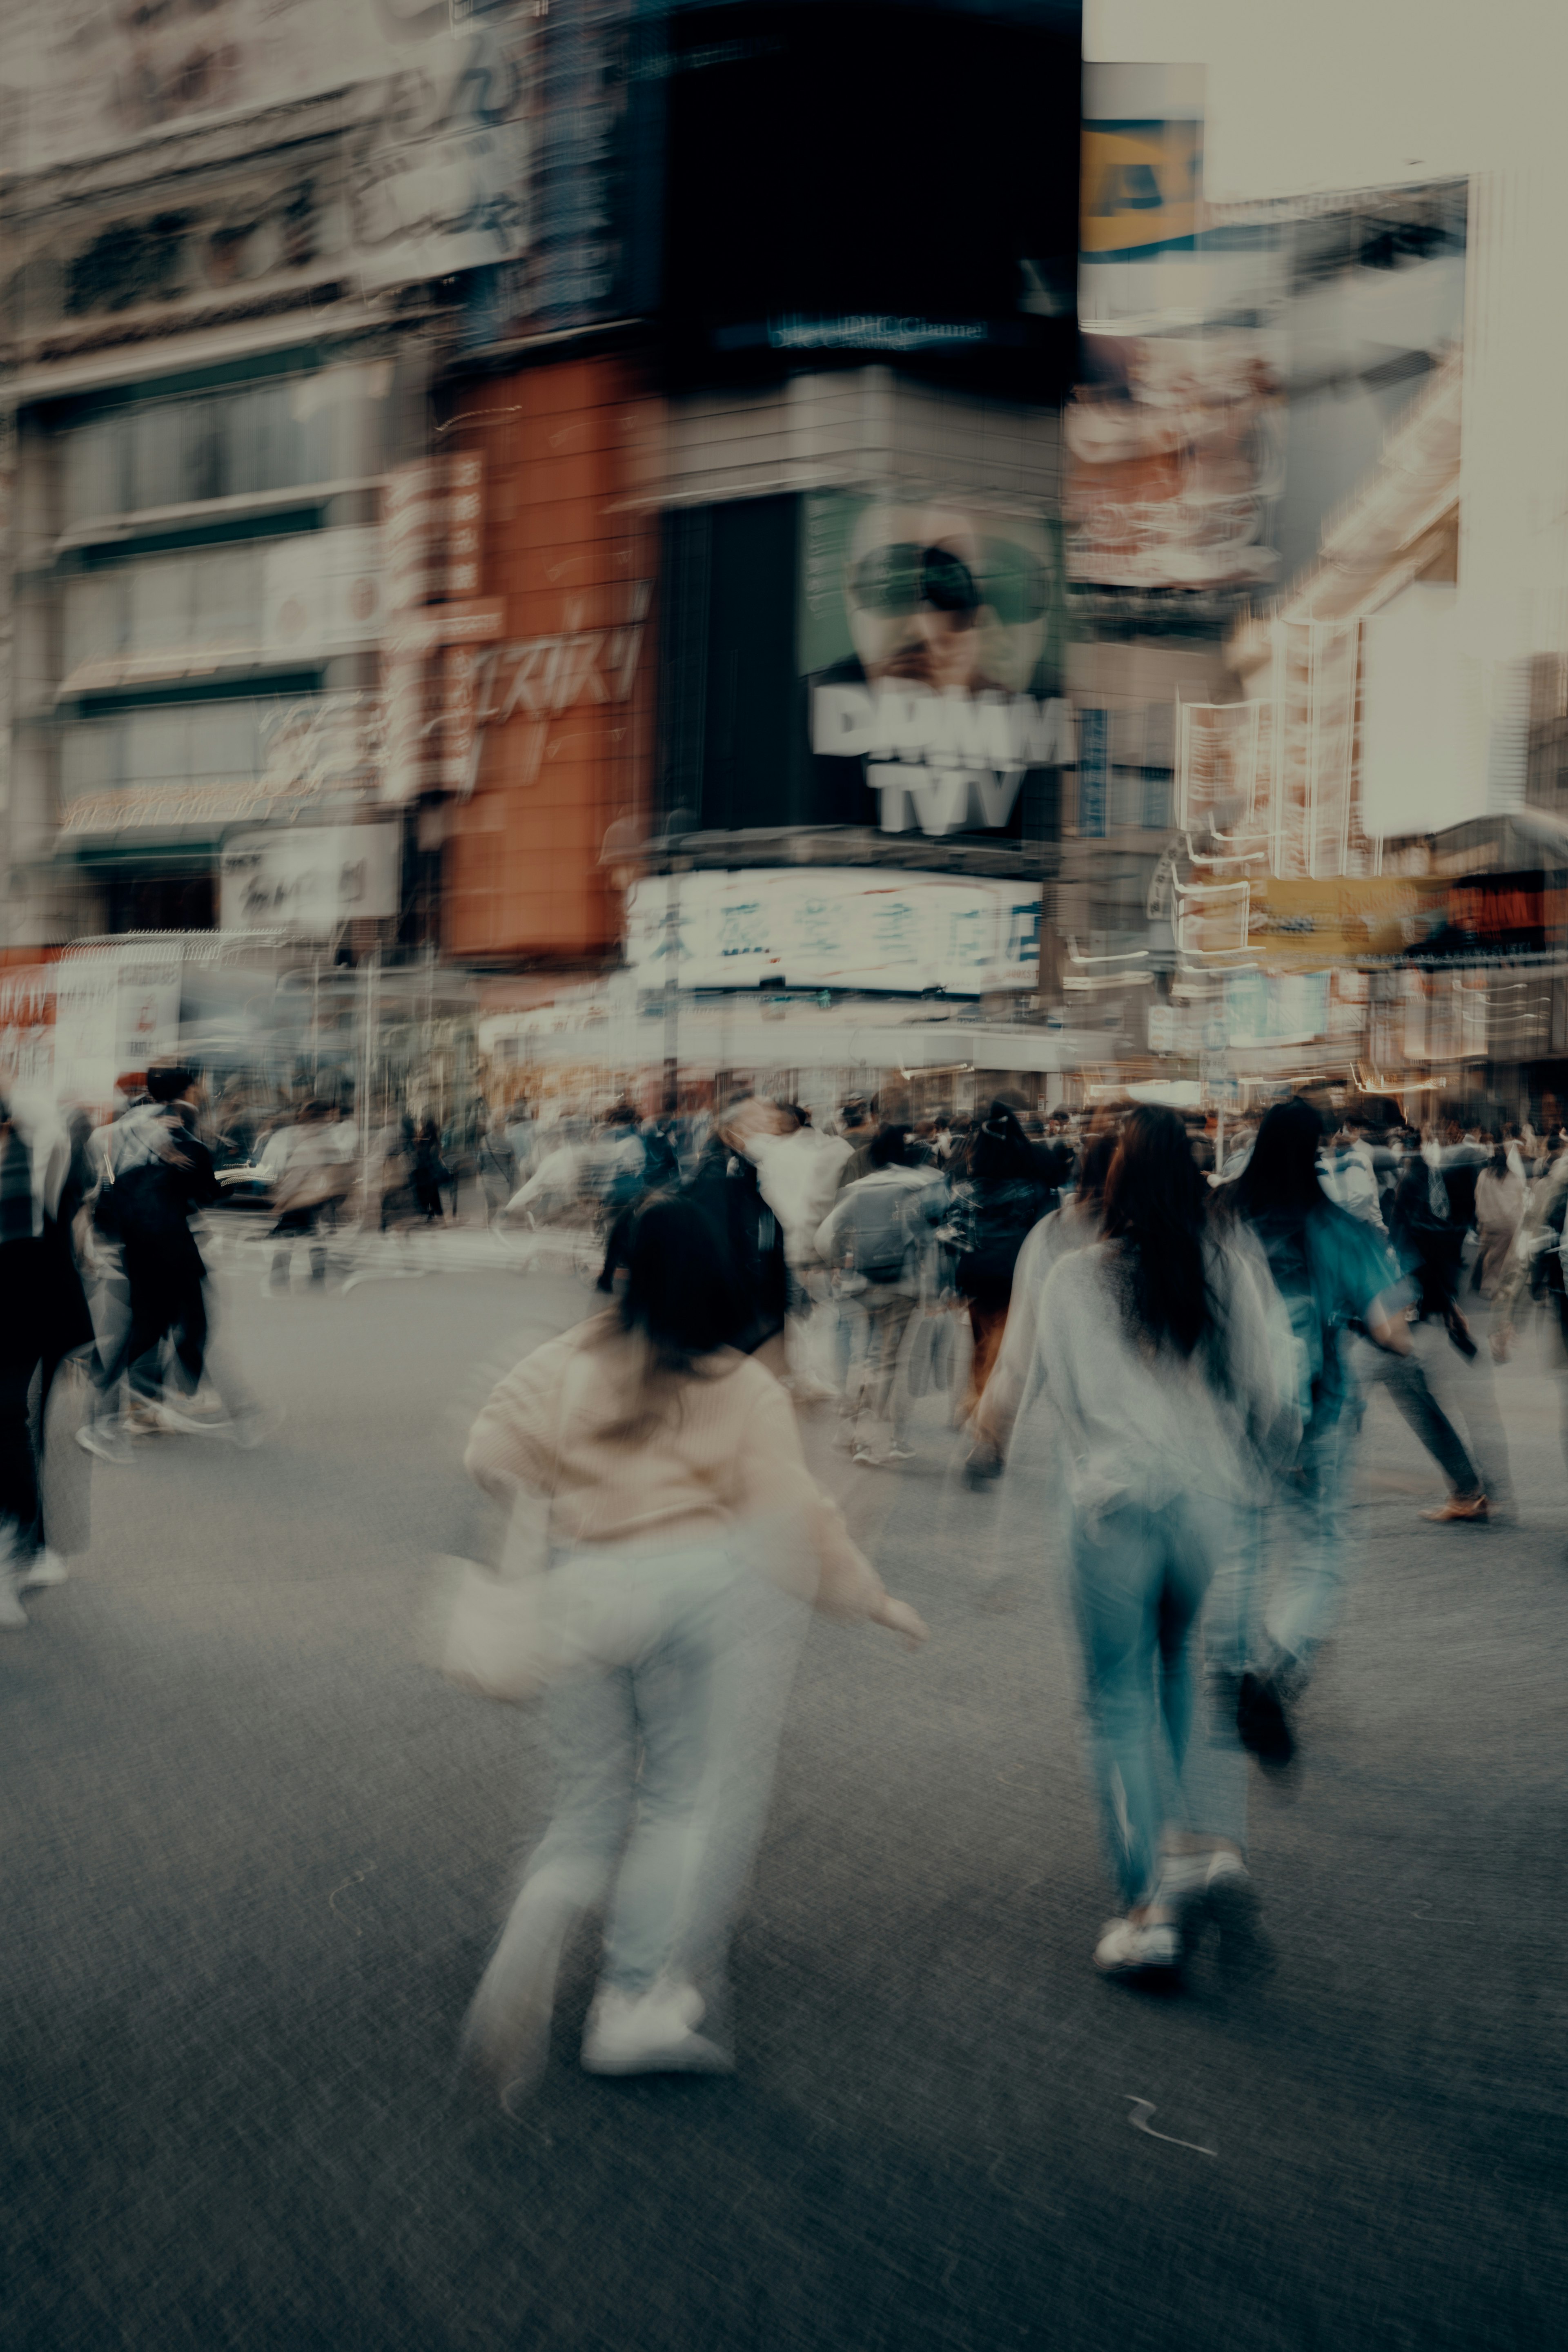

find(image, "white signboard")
[627,871,1041,996]
[219,825,401,934]
[53,945,183,1107]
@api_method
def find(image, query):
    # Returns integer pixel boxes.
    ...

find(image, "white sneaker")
[1156,1848,1247,1904]
[580,1980,729,2076]
[0,1580,28,1631]
[76,1420,133,1466]
[19,1550,68,1591]
[1093,1915,1180,1976]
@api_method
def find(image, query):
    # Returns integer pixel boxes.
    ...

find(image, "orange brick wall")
[443,357,659,962]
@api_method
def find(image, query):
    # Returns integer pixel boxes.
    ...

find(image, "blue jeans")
[487,1539,807,2009]
[1264,1407,1354,1668]
[1069,1491,1245,1909]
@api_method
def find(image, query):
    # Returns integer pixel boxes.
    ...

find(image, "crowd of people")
[2,1062,1556,2092]
[452,1082,1556,2090]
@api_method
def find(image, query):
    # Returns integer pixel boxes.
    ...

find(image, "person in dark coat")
[1,1088,96,1626]
[684,1098,792,1370]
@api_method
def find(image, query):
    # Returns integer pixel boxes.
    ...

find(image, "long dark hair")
[1100,1104,1215,1357]
[1233,1098,1325,1222]
[588,1192,748,1439]
[605,1192,743,1361]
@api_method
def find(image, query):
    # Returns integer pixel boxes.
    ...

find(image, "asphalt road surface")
[4,1248,1565,2351]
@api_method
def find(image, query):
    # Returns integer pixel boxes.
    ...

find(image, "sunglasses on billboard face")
[849,542,1049,628]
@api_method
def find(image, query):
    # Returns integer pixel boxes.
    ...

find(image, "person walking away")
[970,1120,1120,1478]
[266,1101,348,1292]
[946,1100,1049,1425]
[1218,1098,1438,1765]
[458,1195,926,2093]
[684,1098,793,1374]
[814,1127,943,1465]
[1,1089,95,1626]
[1033,1107,1295,1976]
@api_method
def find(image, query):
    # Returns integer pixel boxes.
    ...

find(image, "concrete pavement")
[3,1261,1565,2350]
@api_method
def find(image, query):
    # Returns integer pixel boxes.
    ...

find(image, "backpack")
[842,1181,914,1284]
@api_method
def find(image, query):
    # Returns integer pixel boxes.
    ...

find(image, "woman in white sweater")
[460,1194,926,2094]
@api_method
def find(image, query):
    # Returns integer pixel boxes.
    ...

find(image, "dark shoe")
[1237,1670,1295,1770]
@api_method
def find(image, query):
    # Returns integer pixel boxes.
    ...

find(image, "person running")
[458,1194,926,2095]
[946,1099,1050,1428]
[1032,1106,1294,1977]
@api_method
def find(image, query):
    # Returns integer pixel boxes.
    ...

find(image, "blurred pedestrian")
[1472,1133,1525,1298]
[412,1117,450,1224]
[947,1099,1049,1425]
[685,1097,792,1372]
[1389,1123,1515,1519]
[748,1105,851,1400]
[815,1125,944,1465]
[1219,1098,1430,1764]
[1,1087,95,1627]
[459,1194,925,2093]
[266,1101,350,1293]
[474,1109,519,1229]
[970,1117,1120,1478]
[1034,1106,1294,1976]
[80,1065,261,1449]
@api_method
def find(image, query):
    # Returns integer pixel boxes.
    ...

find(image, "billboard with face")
[801,494,1072,843]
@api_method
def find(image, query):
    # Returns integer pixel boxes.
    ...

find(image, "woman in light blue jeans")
[1034,1107,1294,1978]
[461,1194,926,2096]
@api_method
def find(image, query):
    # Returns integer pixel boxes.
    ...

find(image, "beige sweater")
[464,1319,887,1622]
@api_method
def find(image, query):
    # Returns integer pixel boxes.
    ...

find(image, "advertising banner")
[219,826,401,933]
[801,493,1070,842]
[1066,335,1285,590]
[0,958,59,1093]
[627,871,1041,997]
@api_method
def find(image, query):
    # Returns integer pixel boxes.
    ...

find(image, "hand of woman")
[871,1594,929,1648]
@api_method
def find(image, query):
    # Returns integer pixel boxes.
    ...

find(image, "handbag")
[436,1356,574,1706]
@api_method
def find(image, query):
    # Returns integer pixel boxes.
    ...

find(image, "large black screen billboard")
[659,0,1081,394]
